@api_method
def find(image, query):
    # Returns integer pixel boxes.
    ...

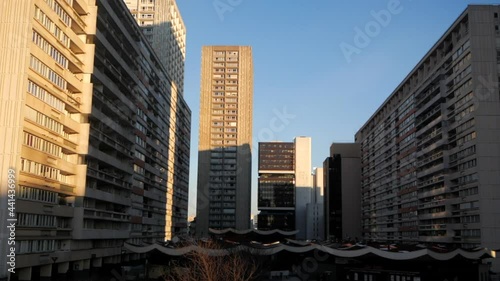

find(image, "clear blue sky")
[176,0,500,217]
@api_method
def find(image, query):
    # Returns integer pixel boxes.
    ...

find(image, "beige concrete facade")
[196,46,253,237]
[355,4,500,271]
[124,0,186,97]
[0,0,190,279]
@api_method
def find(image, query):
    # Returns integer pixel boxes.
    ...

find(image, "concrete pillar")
[40,264,52,277]
[18,267,32,281]
[92,257,103,268]
[58,262,69,274]
[83,259,90,270]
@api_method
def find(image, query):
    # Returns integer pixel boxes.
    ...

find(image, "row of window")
[455,118,475,134]
[461,215,480,223]
[133,164,145,175]
[213,62,238,67]
[211,140,237,145]
[27,80,65,112]
[452,52,471,74]
[456,172,478,185]
[459,186,479,197]
[135,135,146,148]
[18,185,58,203]
[450,145,475,162]
[16,240,56,254]
[32,30,69,69]
[17,213,56,227]
[454,91,474,110]
[453,78,472,99]
[135,121,147,134]
[30,55,67,89]
[24,131,62,157]
[458,159,477,171]
[212,121,237,127]
[34,6,70,48]
[20,158,64,181]
[457,131,477,146]
[452,40,470,61]
[453,65,472,87]
[460,200,479,210]
[455,104,475,122]
[44,0,72,26]
[25,106,64,134]
[135,150,146,161]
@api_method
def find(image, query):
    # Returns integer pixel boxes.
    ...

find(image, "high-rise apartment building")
[0,0,190,279]
[123,0,186,97]
[355,5,500,270]
[123,0,188,238]
[196,46,253,237]
[323,143,361,241]
[257,137,313,239]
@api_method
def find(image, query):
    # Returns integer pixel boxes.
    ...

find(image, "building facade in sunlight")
[0,0,190,279]
[355,4,500,271]
[123,0,186,97]
[123,0,189,239]
[196,46,253,237]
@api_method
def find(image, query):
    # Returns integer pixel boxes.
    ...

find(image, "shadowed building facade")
[123,0,189,238]
[196,46,253,237]
[355,4,500,272]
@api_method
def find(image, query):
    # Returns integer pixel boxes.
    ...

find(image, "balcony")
[418,186,447,199]
[86,167,132,189]
[83,208,129,222]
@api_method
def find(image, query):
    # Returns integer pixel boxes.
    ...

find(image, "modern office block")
[258,142,296,232]
[124,0,186,97]
[196,46,253,237]
[354,5,500,270]
[0,0,190,279]
[323,143,361,241]
[257,137,313,239]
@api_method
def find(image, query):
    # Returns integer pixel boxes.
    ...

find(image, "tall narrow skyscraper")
[196,46,253,237]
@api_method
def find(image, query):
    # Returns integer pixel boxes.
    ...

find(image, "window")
[133,164,145,175]
[23,132,62,157]
[134,150,145,161]
[32,31,68,68]
[34,7,70,47]
[18,185,57,203]
[43,0,72,26]
[17,240,56,254]
[25,106,64,134]
[20,158,61,181]
[29,55,67,89]
[27,80,65,111]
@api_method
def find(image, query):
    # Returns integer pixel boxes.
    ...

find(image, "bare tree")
[164,241,261,281]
